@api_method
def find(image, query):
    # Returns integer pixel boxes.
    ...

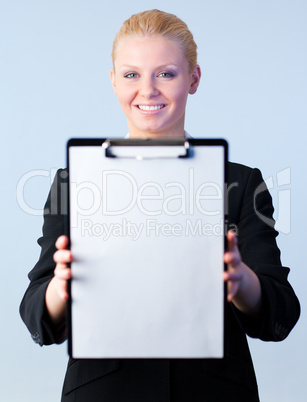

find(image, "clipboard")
[67,138,228,359]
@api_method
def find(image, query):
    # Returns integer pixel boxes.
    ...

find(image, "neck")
[128,129,186,139]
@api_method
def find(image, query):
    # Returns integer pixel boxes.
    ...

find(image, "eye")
[158,72,174,78]
[124,72,138,79]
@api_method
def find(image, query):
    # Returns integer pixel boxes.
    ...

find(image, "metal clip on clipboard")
[102,138,190,159]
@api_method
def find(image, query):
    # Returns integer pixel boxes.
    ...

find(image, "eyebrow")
[118,64,179,71]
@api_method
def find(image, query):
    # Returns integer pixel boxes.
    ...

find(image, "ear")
[189,65,201,95]
[110,68,117,94]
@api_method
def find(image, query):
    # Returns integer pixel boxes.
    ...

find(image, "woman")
[20,9,300,402]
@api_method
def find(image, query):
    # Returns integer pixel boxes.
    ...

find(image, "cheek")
[172,88,189,110]
[117,92,131,108]
[117,87,135,106]
[170,81,190,102]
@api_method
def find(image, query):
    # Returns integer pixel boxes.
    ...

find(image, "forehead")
[114,35,186,67]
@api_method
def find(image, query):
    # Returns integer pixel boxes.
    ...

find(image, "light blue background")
[1,1,306,401]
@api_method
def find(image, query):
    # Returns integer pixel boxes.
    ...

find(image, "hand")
[223,230,262,315]
[52,235,72,301]
[45,235,72,326]
[223,230,243,302]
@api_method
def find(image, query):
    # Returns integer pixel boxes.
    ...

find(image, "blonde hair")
[112,9,198,73]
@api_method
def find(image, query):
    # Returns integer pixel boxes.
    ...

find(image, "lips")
[137,104,166,111]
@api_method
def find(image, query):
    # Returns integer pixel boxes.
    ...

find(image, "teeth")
[138,105,164,111]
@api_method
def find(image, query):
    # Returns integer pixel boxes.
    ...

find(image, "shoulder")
[228,161,261,185]
[226,162,272,226]
[227,161,267,201]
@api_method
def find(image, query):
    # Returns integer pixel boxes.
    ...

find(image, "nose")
[139,75,160,98]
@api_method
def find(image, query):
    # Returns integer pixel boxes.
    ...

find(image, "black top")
[20,162,300,402]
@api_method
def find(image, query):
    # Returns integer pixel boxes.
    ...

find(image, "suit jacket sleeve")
[19,169,68,346]
[228,163,300,341]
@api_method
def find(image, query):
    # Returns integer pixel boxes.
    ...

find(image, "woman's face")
[110,35,200,138]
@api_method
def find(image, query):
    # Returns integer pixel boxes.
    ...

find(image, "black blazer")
[20,162,300,402]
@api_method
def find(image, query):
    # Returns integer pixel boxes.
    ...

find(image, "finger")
[225,278,241,302]
[223,266,244,302]
[223,270,243,282]
[54,265,71,280]
[53,249,72,264]
[55,278,69,301]
[61,291,69,301]
[55,235,69,250]
[224,251,241,266]
[227,284,239,302]
[227,230,237,251]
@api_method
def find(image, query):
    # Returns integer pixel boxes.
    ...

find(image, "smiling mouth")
[137,105,166,111]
